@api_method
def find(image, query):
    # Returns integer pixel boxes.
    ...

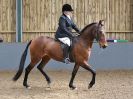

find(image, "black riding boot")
[63,44,70,64]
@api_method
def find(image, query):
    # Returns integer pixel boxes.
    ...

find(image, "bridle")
[94,24,105,42]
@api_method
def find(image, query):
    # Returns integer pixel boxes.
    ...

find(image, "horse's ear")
[99,20,104,26]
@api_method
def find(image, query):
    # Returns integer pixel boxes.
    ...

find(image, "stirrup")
[63,58,70,64]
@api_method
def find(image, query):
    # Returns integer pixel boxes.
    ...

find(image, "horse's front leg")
[81,62,96,89]
[69,63,79,90]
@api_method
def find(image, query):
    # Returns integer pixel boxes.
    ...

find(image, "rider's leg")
[63,44,70,64]
[58,37,71,64]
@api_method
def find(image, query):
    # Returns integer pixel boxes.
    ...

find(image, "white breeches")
[58,37,71,46]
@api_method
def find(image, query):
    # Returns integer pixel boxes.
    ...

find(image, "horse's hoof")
[47,79,51,84]
[88,84,94,89]
[27,86,31,89]
[69,85,77,90]
[45,85,51,90]
[46,84,51,88]
[23,84,31,89]
[45,82,51,89]
[24,85,31,89]
[88,85,92,89]
[88,81,95,89]
[71,87,77,90]
[70,87,76,90]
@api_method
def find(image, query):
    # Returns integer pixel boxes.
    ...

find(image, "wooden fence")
[0,0,133,42]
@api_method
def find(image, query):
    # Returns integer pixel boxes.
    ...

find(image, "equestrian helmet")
[62,4,73,12]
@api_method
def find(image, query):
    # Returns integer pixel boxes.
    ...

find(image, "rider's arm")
[72,23,80,33]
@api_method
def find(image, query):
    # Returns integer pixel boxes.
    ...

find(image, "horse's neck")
[78,28,94,49]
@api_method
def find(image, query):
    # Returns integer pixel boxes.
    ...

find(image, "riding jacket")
[55,14,80,39]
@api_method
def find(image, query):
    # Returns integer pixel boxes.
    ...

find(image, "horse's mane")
[80,22,97,33]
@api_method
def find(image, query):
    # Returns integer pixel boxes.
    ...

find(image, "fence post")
[16,0,22,42]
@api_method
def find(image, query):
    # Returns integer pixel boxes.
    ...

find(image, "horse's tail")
[13,40,32,81]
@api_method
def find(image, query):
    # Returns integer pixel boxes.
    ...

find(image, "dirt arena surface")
[0,70,133,99]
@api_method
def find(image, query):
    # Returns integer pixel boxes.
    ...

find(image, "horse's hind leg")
[23,58,40,89]
[37,56,51,85]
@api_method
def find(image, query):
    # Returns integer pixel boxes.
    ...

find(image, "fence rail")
[0,32,133,42]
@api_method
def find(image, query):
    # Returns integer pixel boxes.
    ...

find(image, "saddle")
[55,38,75,63]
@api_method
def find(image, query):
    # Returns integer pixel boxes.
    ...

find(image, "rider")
[55,4,80,64]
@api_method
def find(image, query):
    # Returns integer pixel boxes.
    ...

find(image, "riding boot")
[63,44,70,64]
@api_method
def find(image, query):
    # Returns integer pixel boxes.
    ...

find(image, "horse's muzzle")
[99,42,108,49]
[102,43,108,49]
[102,45,107,49]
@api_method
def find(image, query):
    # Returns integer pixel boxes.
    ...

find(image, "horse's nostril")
[102,45,107,49]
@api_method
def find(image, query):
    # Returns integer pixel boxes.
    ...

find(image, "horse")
[13,20,108,90]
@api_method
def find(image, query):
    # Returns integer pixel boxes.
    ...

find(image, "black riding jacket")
[55,14,80,39]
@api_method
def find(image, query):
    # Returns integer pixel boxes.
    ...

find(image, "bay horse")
[13,20,108,89]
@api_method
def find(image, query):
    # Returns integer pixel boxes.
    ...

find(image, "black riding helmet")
[62,4,73,12]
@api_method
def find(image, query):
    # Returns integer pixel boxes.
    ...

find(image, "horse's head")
[79,20,108,48]
[94,20,108,49]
